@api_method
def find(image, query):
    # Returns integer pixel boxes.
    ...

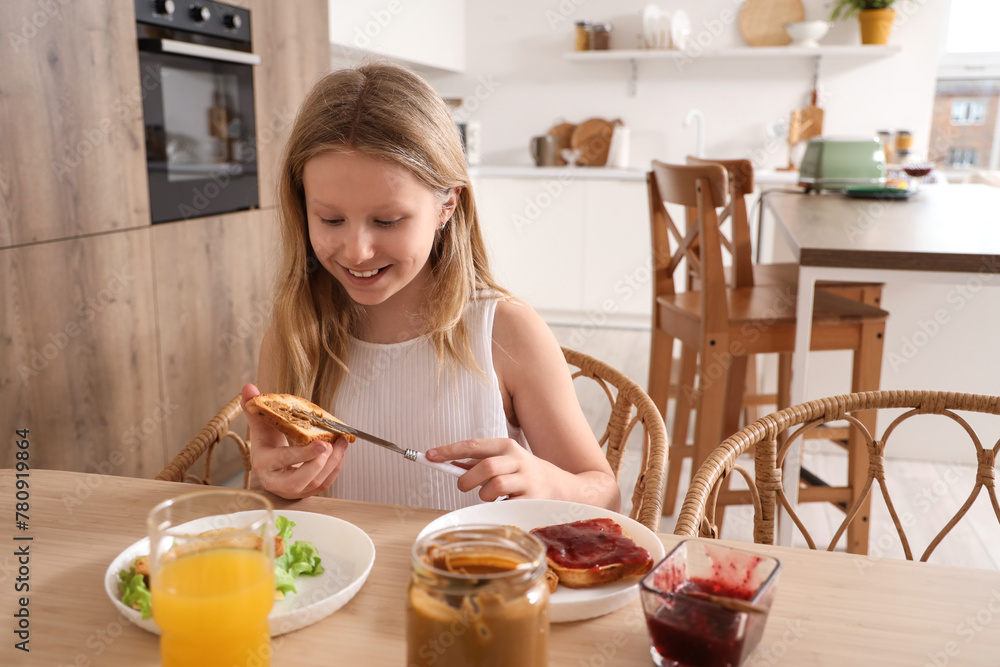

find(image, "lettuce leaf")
[117,515,323,614]
[273,516,324,595]
[118,566,152,619]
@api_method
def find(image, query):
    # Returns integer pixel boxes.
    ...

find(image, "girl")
[242,61,620,512]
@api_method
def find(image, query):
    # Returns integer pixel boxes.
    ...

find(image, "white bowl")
[784,20,831,48]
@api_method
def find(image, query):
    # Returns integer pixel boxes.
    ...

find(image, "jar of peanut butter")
[407,525,550,667]
[575,21,592,51]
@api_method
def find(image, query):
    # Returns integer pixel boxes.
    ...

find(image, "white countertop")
[469,164,803,186]
[469,165,646,181]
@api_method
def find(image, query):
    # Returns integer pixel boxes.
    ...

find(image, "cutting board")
[739,0,805,47]
[548,122,576,166]
[571,118,618,167]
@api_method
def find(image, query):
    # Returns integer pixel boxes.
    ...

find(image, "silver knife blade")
[290,408,407,456]
[289,408,466,478]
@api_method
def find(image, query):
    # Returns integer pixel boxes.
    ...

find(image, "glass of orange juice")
[148,489,275,667]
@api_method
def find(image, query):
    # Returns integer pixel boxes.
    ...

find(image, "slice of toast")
[245,393,357,446]
[530,518,653,589]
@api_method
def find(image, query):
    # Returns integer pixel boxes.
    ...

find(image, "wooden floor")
[550,323,1000,570]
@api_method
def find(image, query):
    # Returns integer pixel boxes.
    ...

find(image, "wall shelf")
[564,44,901,61]
[565,45,902,95]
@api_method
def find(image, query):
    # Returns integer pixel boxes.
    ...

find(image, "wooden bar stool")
[683,156,887,494]
[647,161,888,554]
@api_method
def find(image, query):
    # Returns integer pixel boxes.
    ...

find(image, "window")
[947,148,980,168]
[950,99,987,126]
[933,0,1000,174]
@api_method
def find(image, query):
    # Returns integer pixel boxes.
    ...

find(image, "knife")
[290,408,466,478]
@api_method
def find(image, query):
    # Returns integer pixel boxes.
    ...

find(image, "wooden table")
[5,469,1000,665]
[764,184,1000,546]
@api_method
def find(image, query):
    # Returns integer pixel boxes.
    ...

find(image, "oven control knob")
[189,5,211,22]
[153,0,175,16]
[222,13,242,30]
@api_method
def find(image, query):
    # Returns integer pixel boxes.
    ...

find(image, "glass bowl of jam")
[639,540,781,667]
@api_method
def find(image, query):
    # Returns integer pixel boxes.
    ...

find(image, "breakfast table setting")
[5,467,1000,666]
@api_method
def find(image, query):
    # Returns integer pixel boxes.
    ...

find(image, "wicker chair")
[675,390,1000,561]
[563,347,668,532]
[156,348,669,532]
[156,395,251,488]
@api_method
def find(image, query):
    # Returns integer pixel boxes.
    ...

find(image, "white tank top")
[325,296,528,510]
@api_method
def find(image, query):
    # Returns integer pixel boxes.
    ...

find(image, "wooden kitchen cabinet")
[0,0,329,480]
[0,230,165,478]
[151,208,280,482]
[473,171,651,325]
[251,0,331,209]
[0,0,148,248]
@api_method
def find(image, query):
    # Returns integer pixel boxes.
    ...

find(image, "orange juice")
[152,548,274,667]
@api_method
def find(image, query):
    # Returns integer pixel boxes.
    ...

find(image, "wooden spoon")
[684,591,767,614]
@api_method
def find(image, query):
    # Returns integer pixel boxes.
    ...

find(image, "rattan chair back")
[563,347,668,532]
[675,390,1000,561]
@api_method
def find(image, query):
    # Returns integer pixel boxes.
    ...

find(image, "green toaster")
[798,137,886,192]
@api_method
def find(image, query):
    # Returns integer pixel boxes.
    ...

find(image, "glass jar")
[406,525,550,667]
[895,130,913,162]
[876,129,894,164]
[591,22,612,50]
[575,21,592,51]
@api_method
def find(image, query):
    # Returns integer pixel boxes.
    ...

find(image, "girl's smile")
[303,150,455,335]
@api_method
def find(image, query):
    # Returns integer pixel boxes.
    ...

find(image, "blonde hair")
[271,61,508,407]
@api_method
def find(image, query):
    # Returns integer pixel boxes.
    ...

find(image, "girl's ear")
[440,186,462,225]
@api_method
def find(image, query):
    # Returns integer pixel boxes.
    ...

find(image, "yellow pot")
[858,8,896,45]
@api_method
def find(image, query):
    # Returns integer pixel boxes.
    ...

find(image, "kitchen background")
[1,0,995,485]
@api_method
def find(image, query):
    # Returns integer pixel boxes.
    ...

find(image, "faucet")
[684,108,705,158]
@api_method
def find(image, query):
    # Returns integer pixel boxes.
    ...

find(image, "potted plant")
[828,0,896,45]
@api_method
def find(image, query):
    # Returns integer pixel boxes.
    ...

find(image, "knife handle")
[413,451,466,478]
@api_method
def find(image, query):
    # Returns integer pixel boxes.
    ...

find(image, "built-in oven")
[135,0,260,224]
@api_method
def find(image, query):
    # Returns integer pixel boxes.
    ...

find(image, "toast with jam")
[530,518,653,589]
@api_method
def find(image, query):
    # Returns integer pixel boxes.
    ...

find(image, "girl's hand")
[426,438,581,503]
[241,384,348,499]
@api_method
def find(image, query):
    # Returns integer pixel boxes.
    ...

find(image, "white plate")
[104,510,375,636]
[417,499,665,623]
[671,9,691,51]
[642,4,665,49]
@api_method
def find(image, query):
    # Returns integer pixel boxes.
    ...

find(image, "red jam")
[530,518,651,569]
[645,577,762,667]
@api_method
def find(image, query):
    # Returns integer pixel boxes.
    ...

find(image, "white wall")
[423,0,945,170]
